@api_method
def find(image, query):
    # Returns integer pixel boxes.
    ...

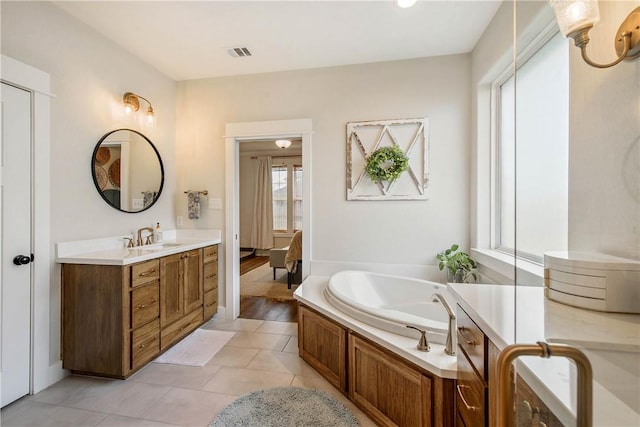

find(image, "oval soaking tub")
[325,270,453,344]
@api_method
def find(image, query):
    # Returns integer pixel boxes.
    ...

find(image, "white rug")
[154,329,235,367]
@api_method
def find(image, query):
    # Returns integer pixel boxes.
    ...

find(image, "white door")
[1,82,33,407]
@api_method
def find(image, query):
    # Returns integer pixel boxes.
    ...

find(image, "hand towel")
[188,191,201,219]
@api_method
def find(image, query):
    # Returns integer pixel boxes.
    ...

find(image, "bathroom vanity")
[57,231,220,378]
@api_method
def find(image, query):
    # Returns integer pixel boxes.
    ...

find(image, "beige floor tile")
[0,400,107,427]
[29,375,105,405]
[202,366,293,396]
[129,363,221,390]
[141,388,236,427]
[201,316,263,332]
[205,346,259,368]
[62,379,170,418]
[225,331,290,351]
[256,320,298,336]
[96,414,179,427]
[283,336,299,353]
[246,350,320,377]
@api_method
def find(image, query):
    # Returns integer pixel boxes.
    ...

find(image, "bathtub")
[324,270,452,344]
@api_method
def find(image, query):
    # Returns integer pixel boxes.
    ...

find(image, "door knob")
[13,254,33,266]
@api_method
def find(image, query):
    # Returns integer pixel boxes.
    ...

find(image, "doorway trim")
[224,119,312,320]
[1,55,60,395]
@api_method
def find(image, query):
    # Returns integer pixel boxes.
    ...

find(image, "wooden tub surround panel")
[298,304,455,427]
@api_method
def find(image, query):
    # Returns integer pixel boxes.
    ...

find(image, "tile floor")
[0,316,377,427]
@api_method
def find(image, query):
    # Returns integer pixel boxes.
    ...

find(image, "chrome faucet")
[432,293,456,356]
[137,227,154,246]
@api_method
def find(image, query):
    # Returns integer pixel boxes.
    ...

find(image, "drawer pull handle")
[138,269,157,277]
[456,384,480,412]
[459,326,476,346]
[138,343,146,349]
[206,302,216,307]
[206,274,216,279]
[137,299,156,309]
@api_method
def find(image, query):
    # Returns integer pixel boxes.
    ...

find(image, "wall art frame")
[346,117,430,200]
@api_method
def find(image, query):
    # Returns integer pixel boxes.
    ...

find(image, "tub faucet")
[432,293,456,356]
[137,227,154,246]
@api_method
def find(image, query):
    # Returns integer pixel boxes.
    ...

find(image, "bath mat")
[210,386,359,427]
[154,329,235,367]
[240,262,298,301]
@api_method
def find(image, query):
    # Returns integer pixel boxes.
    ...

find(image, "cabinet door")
[160,253,183,326]
[183,249,203,314]
[349,333,432,427]
[298,305,347,392]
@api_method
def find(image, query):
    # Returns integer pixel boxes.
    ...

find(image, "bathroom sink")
[139,242,183,250]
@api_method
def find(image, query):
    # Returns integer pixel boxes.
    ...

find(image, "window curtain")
[250,156,274,250]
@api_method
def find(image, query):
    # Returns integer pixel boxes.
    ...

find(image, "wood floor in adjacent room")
[238,255,298,322]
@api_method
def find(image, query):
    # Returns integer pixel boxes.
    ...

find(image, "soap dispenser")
[154,223,163,242]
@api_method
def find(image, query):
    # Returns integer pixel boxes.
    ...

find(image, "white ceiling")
[54,1,502,81]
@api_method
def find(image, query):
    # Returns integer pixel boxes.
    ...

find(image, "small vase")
[447,269,465,283]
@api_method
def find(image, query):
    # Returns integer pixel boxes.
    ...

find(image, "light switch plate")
[209,198,222,210]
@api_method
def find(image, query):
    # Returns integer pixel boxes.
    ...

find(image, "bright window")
[493,32,568,262]
[272,162,302,234]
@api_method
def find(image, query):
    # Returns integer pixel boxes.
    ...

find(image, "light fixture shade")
[275,139,292,149]
[550,0,600,37]
[145,106,156,129]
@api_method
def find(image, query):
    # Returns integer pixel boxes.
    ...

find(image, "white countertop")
[294,276,458,379]
[448,283,640,427]
[56,229,221,266]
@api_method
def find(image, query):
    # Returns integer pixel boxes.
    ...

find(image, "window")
[493,31,568,262]
[272,162,302,234]
[272,165,288,231]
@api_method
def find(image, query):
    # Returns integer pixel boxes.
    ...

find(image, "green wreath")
[365,146,409,184]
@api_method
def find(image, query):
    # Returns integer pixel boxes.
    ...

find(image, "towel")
[142,191,157,208]
[285,231,302,273]
[188,191,201,219]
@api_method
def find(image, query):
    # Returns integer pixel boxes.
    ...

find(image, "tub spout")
[432,293,456,356]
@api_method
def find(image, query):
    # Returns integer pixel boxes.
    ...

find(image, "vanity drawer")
[456,349,486,427]
[161,308,202,350]
[131,320,159,370]
[457,305,486,378]
[131,283,159,329]
[131,259,160,287]
[203,262,218,292]
[203,245,218,264]
[204,289,218,319]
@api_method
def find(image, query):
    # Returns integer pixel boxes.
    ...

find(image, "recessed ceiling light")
[395,0,417,8]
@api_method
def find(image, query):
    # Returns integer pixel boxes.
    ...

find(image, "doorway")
[1,54,57,403]
[224,119,312,321]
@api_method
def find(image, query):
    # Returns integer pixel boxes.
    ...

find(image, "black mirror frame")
[91,128,165,213]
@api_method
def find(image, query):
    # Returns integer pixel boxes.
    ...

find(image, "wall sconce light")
[123,92,156,128]
[550,1,640,69]
[275,139,292,149]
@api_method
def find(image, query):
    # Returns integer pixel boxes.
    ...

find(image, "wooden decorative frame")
[346,118,429,200]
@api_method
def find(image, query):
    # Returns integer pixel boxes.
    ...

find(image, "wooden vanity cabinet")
[62,244,218,379]
[456,304,563,427]
[298,304,455,427]
[202,245,219,320]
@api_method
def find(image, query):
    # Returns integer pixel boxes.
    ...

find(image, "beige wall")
[176,54,471,284]
[1,1,177,364]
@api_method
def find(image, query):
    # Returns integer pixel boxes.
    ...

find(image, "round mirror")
[91,129,164,213]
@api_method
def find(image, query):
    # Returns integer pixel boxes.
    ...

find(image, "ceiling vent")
[227,47,252,58]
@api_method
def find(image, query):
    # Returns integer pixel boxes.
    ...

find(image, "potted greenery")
[436,244,478,283]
